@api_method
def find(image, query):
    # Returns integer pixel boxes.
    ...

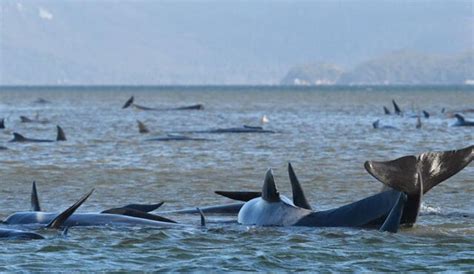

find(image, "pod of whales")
[9,125,66,143]
[166,145,473,233]
[123,96,204,111]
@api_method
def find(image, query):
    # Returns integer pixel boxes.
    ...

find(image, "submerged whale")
[20,115,50,124]
[9,125,66,143]
[452,114,474,127]
[122,96,204,111]
[185,125,275,134]
[372,120,398,130]
[146,134,211,142]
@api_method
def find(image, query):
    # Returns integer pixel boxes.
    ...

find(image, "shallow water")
[0,85,472,271]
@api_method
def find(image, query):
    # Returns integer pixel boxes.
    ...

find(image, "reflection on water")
[0,86,472,271]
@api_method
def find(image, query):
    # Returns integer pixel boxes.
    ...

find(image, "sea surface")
[0,85,472,271]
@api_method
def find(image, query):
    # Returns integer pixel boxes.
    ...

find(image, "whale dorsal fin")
[11,133,27,142]
[364,155,418,194]
[392,99,401,115]
[372,120,380,129]
[383,106,391,115]
[122,96,134,109]
[20,116,32,123]
[288,162,312,210]
[214,191,261,201]
[261,169,280,202]
[454,114,465,122]
[56,125,66,141]
[422,110,430,119]
[417,145,473,193]
[0,118,4,129]
[31,181,41,212]
[137,120,149,134]
[46,189,94,229]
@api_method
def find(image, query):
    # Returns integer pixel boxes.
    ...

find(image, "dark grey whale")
[184,125,275,134]
[9,125,66,143]
[123,96,204,111]
[146,134,212,142]
[392,99,402,115]
[372,120,398,130]
[0,118,4,129]
[236,166,407,232]
[452,114,474,127]
[20,115,50,124]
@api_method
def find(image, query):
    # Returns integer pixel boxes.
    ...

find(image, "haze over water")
[0,85,472,271]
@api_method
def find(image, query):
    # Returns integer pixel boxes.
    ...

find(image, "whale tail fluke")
[365,145,473,195]
[120,202,164,212]
[46,189,94,229]
[401,171,424,226]
[288,162,312,210]
[56,125,66,141]
[11,133,27,142]
[122,96,134,109]
[31,181,41,212]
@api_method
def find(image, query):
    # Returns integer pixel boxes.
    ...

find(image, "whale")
[0,188,93,240]
[184,125,275,134]
[383,106,391,115]
[122,96,204,111]
[20,115,50,124]
[4,183,205,228]
[372,120,398,130]
[146,134,212,142]
[235,165,408,233]
[9,125,66,143]
[452,114,474,127]
[0,118,4,129]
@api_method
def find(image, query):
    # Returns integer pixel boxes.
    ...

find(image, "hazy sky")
[1,0,472,85]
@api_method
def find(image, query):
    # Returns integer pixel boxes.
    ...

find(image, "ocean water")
[0,85,472,271]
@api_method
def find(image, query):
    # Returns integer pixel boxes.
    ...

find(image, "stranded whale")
[123,96,204,111]
[9,125,66,143]
[452,114,474,127]
[0,188,93,240]
[4,183,205,228]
